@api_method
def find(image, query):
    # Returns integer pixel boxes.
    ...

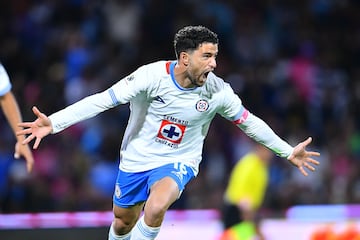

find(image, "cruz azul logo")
[195,99,209,112]
[156,116,188,148]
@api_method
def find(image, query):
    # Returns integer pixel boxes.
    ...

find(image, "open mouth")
[204,72,210,78]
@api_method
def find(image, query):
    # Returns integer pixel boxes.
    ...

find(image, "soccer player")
[17,26,320,240]
[0,63,34,172]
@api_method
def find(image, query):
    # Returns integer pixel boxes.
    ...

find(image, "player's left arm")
[216,80,320,176]
[235,110,320,176]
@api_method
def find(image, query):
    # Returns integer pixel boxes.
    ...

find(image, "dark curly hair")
[173,25,218,59]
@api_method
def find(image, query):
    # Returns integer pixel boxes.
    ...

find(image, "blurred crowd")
[0,0,359,217]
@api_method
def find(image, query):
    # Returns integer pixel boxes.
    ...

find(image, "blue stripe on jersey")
[169,61,196,91]
[108,89,119,106]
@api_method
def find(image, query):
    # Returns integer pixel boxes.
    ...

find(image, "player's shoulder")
[129,60,172,91]
[138,60,172,76]
[203,72,231,96]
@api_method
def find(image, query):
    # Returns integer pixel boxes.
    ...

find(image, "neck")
[173,62,195,89]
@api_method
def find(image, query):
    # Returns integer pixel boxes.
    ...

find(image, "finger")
[26,158,34,172]
[304,162,315,172]
[307,151,321,157]
[27,162,33,172]
[302,137,312,147]
[14,152,20,159]
[33,137,42,149]
[17,122,35,130]
[23,134,35,145]
[32,106,45,119]
[307,158,320,165]
[16,128,33,136]
[299,166,308,176]
[32,106,40,115]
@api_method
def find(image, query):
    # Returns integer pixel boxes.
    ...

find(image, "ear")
[180,52,189,67]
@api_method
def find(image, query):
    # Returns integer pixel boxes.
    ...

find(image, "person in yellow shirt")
[220,144,273,240]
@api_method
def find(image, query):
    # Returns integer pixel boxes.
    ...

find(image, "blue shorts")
[113,163,195,208]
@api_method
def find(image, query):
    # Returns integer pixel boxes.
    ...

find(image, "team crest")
[115,185,121,198]
[195,99,209,112]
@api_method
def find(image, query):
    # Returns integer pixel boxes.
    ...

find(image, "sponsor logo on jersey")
[156,119,187,148]
[195,99,209,112]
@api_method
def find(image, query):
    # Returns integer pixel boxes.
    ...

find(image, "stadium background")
[0,0,359,239]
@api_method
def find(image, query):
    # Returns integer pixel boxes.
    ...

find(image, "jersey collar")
[168,61,197,91]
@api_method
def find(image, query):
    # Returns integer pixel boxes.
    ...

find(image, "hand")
[16,106,53,150]
[287,137,320,176]
[14,141,34,172]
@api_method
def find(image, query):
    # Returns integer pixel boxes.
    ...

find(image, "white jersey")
[0,64,11,96]
[49,61,293,175]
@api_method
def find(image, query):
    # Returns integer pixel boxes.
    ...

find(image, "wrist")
[286,147,294,160]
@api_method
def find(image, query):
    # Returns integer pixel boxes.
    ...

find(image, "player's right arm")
[17,64,153,149]
[17,87,121,149]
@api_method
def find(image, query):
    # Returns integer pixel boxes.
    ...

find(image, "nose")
[209,57,217,69]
